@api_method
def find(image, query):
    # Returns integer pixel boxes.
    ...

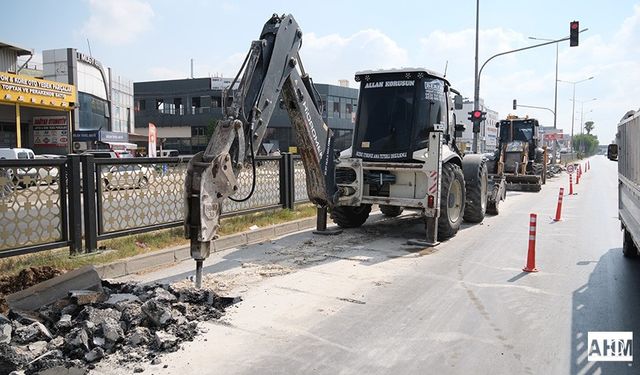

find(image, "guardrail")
[0,153,309,259]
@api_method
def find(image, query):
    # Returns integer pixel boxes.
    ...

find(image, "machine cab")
[498,116,540,161]
[351,68,455,162]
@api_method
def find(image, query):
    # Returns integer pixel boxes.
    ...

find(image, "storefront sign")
[33,116,69,147]
[76,51,104,70]
[99,131,128,143]
[72,130,99,142]
[0,72,76,109]
[71,130,128,143]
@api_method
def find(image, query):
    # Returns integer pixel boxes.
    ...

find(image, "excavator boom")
[184,14,338,286]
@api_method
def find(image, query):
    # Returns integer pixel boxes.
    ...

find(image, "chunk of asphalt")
[0,322,12,344]
[81,306,122,327]
[64,328,89,352]
[153,288,177,303]
[141,299,173,327]
[104,293,140,306]
[154,331,178,350]
[101,321,124,343]
[92,336,105,348]
[69,290,105,306]
[84,347,105,362]
[55,314,73,331]
[127,327,150,346]
[13,322,53,344]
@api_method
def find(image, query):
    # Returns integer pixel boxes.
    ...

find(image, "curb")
[97,216,317,280]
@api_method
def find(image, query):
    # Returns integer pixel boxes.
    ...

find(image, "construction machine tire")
[438,163,465,240]
[380,205,403,217]
[623,228,639,258]
[486,200,499,215]
[330,204,372,228]
[463,160,488,223]
[532,162,546,184]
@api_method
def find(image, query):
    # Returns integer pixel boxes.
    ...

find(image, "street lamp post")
[558,76,594,152]
[575,99,596,133]
[528,37,559,129]
[472,0,480,153]
[573,98,596,152]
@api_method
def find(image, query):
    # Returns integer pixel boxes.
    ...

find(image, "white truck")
[608,109,640,257]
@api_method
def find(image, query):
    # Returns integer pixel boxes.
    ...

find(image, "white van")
[0,148,38,187]
[0,148,35,160]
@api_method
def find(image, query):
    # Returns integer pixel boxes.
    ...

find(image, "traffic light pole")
[516,103,555,117]
[472,0,480,153]
[472,32,585,153]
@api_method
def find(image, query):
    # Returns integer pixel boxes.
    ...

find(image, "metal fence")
[0,153,309,258]
[0,159,69,257]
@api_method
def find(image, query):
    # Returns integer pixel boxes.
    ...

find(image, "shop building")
[42,48,136,153]
[0,42,76,155]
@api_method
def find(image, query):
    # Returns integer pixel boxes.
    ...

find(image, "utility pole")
[472,0,480,153]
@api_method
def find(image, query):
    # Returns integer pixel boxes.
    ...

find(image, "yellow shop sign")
[0,72,76,110]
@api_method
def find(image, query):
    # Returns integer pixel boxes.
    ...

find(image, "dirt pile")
[0,280,239,374]
[0,267,65,314]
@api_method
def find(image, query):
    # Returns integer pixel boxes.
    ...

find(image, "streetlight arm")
[477,37,570,87]
[517,103,555,116]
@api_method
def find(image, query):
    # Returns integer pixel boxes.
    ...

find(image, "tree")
[572,133,599,156]
[584,121,595,135]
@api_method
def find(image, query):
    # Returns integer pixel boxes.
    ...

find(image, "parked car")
[0,148,35,160]
[82,150,152,190]
[0,148,39,187]
[158,149,179,157]
[83,150,132,159]
[102,164,153,190]
[34,154,65,184]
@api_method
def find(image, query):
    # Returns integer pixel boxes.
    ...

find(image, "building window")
[174,98,183,115]
[156,98,164,113]
[191,97,201,114]
[333,101,340,119]
[191,127,205,136]
[136,99,146,112]
[126,108,131,133]
[211,95,222,108]
[78,92,109,130]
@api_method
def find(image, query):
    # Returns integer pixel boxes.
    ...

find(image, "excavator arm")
[184,14,338,286]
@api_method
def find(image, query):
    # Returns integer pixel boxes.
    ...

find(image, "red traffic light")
[472,110,483,119]
[570,20,580,47]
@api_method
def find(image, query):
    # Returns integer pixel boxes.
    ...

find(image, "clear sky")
[4,0,640,143]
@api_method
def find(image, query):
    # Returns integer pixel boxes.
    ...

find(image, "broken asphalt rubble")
[0,266,240,374]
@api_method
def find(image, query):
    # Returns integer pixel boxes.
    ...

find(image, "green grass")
[0,204,316,277]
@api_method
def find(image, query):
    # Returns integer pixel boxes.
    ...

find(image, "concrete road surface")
[95,156,636,375]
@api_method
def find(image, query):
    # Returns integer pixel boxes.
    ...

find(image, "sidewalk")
[96,216,317,279]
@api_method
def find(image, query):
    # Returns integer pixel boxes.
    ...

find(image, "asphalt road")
[95,156,635,375]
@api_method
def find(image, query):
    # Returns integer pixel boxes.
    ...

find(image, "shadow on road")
[507,272,530,283]
[571,248,640,374]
